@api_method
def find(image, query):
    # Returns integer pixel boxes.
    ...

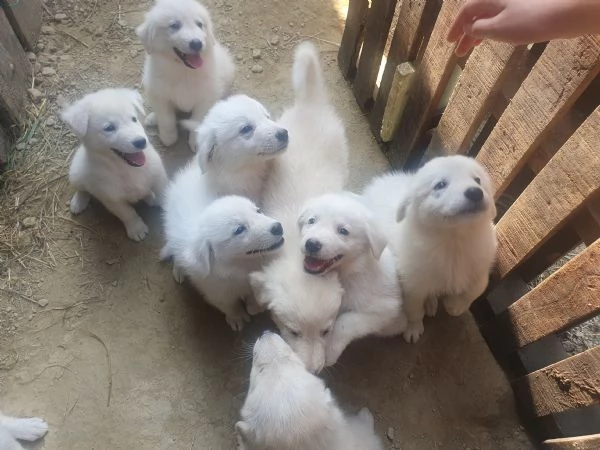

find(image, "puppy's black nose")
[132,137,147,149]
[276,129,288,144]
[270,222,283,236]
[189,39,203,52]
[464,187,483,203]
[305,239,322,254]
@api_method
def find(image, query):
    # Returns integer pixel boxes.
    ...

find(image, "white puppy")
[167,195,284,330]
[137,0,235,149]
[161,94,288,271]
[249,42,349,373]
[237,331,383,450]
[363,155,497,343]
[298,193,407,366]
[0,413,48,450]
[62,88,168,241]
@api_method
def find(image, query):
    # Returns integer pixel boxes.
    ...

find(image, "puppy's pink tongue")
[303,256,329,274]
[185,54,203,69]
[125,151,146,167]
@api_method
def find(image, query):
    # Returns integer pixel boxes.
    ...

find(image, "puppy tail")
[292,41,326,106]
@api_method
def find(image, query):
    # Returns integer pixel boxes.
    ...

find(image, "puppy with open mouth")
[167,196,284,331]
[62,88,168,241]
[137,0,235,150]
[362,155,498,343]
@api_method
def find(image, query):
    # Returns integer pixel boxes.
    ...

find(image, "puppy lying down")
[0,412,48,450]
[362,155,497,343]
[62,88,168,241]
[237,332,382,450]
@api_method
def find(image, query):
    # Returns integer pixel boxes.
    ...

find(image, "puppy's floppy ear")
[194,124,217,172]
[61,99,89,138]
[136,18,157,53]
[296,207,310,230]
[235,421,255,446]
[182,237,213,278]
[249,271,271,308]
[366,215,387,260]
[126,89,145,118]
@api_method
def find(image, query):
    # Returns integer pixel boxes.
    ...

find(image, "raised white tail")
[292,42,326,105]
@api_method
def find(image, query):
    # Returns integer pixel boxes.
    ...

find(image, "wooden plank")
[386,0,461,168]
[352,0,397,109]
[544,434,600,449]
[380,62,415,141]
[369,0,442,137]
[1,0,42,51]
[338,0,369,79]
[476,36,600,198]
[502,239,600,348]
[512,346,600,418]
[427,42,527,155]
[495,107,600,279]
[0,8,30,129]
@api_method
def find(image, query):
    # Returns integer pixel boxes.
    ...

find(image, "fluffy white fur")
[0,413,48,450]
[237,332,382,450]
[249,42,349,374]
[62,88,168,242]
[297,193,407,366]
[164,195,284,330]
[161,94,288,270]
[137,0,235,149]
[362,155,497,343]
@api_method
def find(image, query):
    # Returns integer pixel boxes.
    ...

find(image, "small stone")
[42,67,56,76]
[38,298,49,307]
[269,35,279,46]
[252,48,261,59]
[111,280,118,287]
[387,427,395,441]
[29,138,39,145]
[54,13,67,21]
[37,43,45,52]
[45,117,56,127]
[26,52,37,62]
[22,217,37,228]
[16,142,27,151]
[250,64,263,73]
[408,373,414,379]
[118,19,127,27]
[235,54,243,61]
[27,88,43,102]
[288,21,294,27]
[34,62,42,74]
[300,22,305,28]
[93,27,103,37]
[41,25,56,35]
[60,54,72,61]
[159,294,166,303]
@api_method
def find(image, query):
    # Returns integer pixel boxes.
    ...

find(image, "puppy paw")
[70,191,90,215]
[143,191,157,207]
[356,408,374,428]
[244,297,265,316]
[425,297,438,317]
[402,321,424,344]
[444,298,469,317]
[10,417,48,441]
[226,311,250,332]
[125,220,149,242]
[159,127,178,147]
[172,264,185,284]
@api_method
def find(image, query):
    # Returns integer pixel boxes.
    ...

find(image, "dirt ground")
[0,0,533,449]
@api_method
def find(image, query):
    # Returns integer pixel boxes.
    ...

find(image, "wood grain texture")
[386,0,461,168]
[1,0,42,51]
[427,42,527,156]
[380,62,415,141]
[476,36,600,198]
[338,0,369,79]
[352,0,398,109]
[369,0,441,136]
[495,107,600,278]
[544,434,600,449]
[502,239,600,348]
[512,346,600,418]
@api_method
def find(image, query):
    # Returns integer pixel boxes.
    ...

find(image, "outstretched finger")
[454,33,479,57]
[447,1,503,43]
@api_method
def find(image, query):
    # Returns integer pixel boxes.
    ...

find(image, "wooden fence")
[0,0,41,165]
[339,0,600,447]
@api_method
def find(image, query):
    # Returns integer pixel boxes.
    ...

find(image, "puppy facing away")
[298,193,407,366]
[236,331,383,450]
[0,413,48,450]
[62,88,168,241]
[363,155,497,343]
[161,94,288,271]
[137,0,235,149]
[249,42,349,373]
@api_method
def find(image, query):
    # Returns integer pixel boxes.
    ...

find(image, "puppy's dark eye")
[338,226,349,236]
[103,123,116,132]
[240,124,254,134]
[433,180,448,191]
[321,328,331,337]
[307,217,316,225]
[290,329,300,337]
[132,116,138,123]
[195,20,203,29]
[169,20,182,31]
[474,177,481,185]
[234,225,247,235]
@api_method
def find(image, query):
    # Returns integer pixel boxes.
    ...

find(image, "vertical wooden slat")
[1,0,42,51]
[476,36,600,198]
[352,0,398,109]
[369,0,442,136]
[495,107,600,279]
[338,0,369,79]
[427,42,528,156]
[386,0,461,168]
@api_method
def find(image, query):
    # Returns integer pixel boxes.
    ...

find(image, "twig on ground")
[84,330,113,407]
